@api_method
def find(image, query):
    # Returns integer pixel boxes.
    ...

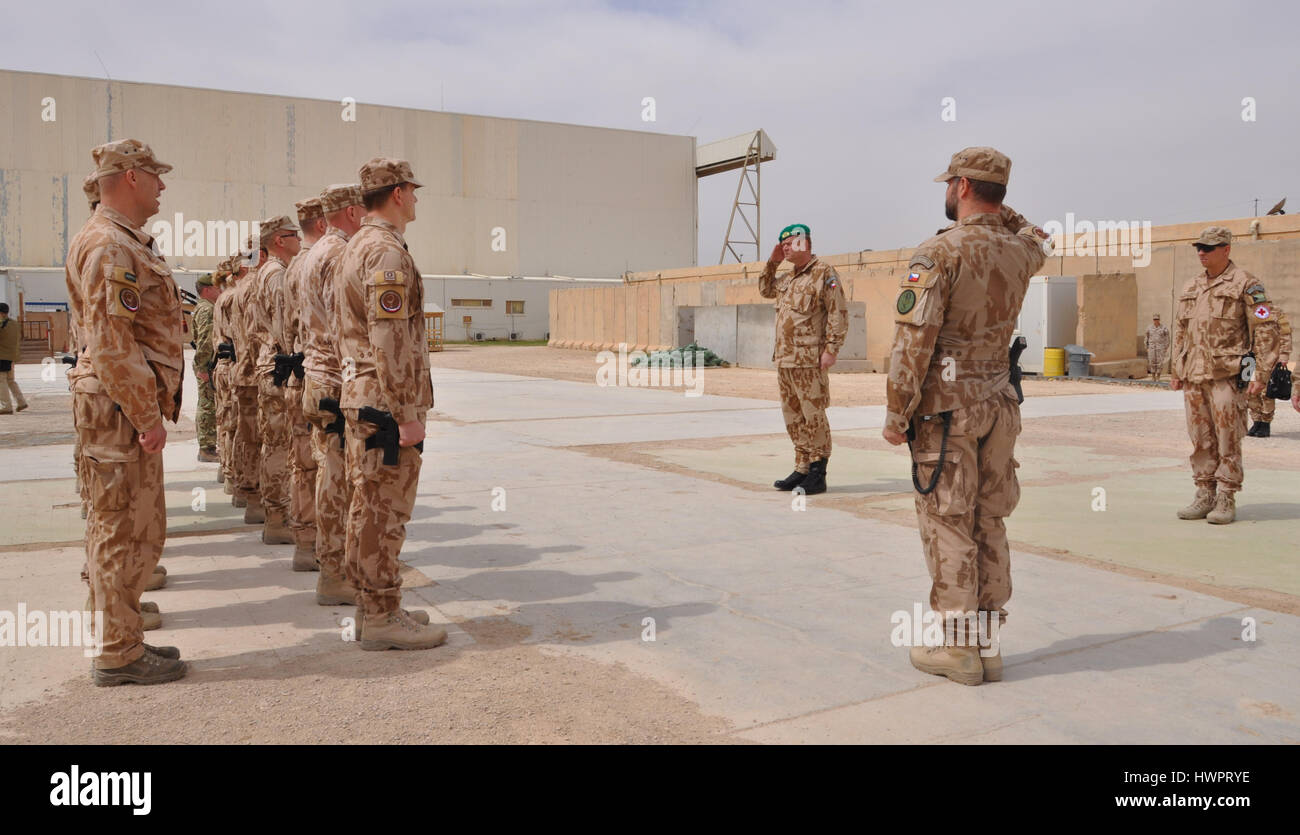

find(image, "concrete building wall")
[550,214,1300,372]
[0,69,697,278]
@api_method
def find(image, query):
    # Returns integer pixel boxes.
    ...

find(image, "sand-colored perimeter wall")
[550,214,1300,371]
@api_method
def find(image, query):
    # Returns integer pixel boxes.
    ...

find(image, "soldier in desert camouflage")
[65,139,187,685]
[1145,314,1170,382]
[1246,305,1290,438]
[191,270,221,463]
[334,158,445,650]
[279,198,326,570]
[212,257,240,491]
[882,147,1050,687]
[298,184,368,608]
[249,215,300,546]
[226,245,266,516]
[1170,227,1280,523]
[759,223,848,495]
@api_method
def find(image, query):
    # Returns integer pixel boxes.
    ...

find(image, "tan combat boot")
[144,569,167,591]
[243,496,265,523]
[359,609,447,651]
[981,649,1003,682]
[352,605,433,641]
[93,648,188,686]
[909,644,984,686]
[316,572,357,606]
[292,540,318,572]
[262,510,294,545]
[1176,486,1216,520]
[223,481,234,495]
[1206,491,1236,525]
[84,598,159,615]
[142,609,162,631]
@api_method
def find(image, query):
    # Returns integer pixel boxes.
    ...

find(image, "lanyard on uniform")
[907,411,953,495]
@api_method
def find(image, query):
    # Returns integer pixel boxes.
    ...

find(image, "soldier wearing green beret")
[760,223,848,495]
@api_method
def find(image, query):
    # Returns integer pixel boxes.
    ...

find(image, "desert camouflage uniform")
[213,273,238,480]
[228,268,262,503]
[759,256,848,472]
[65,204,184,669]
[299,225,352,588]
[280,246,318,551]
[192,293,217,450]
[1145,322,1170,378]
[886,204,1047,628]
[335,216,434,619]
[250,253,292,521]
[1172,261,1280,491]
[1247,307,1291,423]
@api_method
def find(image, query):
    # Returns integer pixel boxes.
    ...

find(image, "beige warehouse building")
[0,68,698,279]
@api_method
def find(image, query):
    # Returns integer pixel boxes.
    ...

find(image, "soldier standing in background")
[1145,314,1170,382]
[65,139,186,685]
[212,258,239,490]
[280,198,325,570]
[192,271,221,462]
[300,184,367,606]
[335,158,445,650]
[758,223,848,496]
[250,216,300,545]
[1246,305,1290,437]
[1170,227,1280,523]
[228,241,266,517]
[883,147,1049,687]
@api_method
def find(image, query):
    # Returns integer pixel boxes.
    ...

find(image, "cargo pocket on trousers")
[914,449,969,516]
[83,446,138,513]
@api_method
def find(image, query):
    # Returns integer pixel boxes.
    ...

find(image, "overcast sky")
[3,0,1297,265]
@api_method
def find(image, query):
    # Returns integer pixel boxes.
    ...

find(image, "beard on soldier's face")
[944,194,958,222]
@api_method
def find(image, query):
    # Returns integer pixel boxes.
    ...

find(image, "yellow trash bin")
[1043,347,1066,378]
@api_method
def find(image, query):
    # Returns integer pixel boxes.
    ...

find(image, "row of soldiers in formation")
[68,139,444,686]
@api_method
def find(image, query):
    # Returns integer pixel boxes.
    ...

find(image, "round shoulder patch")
[897,288,917,315]
[1254,304,1271,319]
[380,289,404,313]
[119,287,141,312]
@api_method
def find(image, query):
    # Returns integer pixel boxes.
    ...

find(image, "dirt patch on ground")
[1,616,741,745]
[429,344,1131,404]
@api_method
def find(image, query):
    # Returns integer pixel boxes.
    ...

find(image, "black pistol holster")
[319,397,346,449]
[358,406,423,466]
[1009,335,1027,405]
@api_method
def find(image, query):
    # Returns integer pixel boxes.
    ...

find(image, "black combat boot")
[800,459,828,495]
[774,470,807,491]
[1256,421,1271,438]
[1246,421,1261,437]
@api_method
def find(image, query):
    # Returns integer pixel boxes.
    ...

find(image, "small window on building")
[451,299,492,308]
[506,300,525,315]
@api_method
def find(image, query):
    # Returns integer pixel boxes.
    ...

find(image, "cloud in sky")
[3,0,1297,266]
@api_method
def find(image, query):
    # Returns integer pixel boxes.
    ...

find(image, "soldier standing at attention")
[882,147,1049,686]
[192,271,221,463]
[335,158,445,650]
[1170,227,1280,523]
[1145,314,1170,382]
[300,184,368,607]
[759,223,848,495]
[65,139,187,685]
[250,216,300,546]
[212,258,239,490]
[228,245,266,517]
[280,197,326,570]
[1246,305,1290,438]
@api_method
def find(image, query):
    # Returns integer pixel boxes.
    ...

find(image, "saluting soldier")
[883,147,1049,686]
[759,223,848,495]
[65,139,187,685]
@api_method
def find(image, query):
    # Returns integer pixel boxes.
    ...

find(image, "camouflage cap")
[1194,226,1232,247]
[320,183,364,213]
[933,146,1011,186]
[1152,313,1161,320]
[259,214,300,245]
[358,157,424,193]
[91,139,173,179]
[295,196,325,223]
[82,174,100,210]
[195,272,216,289]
